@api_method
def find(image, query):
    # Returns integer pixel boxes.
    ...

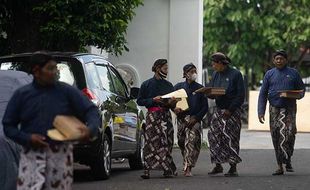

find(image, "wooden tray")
[195,87,226,96]
[279,90,303,99]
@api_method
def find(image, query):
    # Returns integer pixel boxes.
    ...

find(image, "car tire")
[91,133,111,180]
[128,132,144,170]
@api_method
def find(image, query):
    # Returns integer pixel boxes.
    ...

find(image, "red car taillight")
[82,88,99,106]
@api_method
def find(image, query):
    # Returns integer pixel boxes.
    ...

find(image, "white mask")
[190,73,197,81]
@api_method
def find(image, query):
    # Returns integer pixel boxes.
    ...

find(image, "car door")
[107,65,138,151]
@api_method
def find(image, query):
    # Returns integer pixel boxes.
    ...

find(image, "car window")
[85,62,101,90]
[95,65,114,92]
[56,62,76,86]
[108,66,128,97]
[0,60,83,88]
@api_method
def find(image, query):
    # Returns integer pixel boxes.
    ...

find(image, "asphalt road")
[73,149,310,190]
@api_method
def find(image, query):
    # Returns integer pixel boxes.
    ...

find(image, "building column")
[168,0,204,84]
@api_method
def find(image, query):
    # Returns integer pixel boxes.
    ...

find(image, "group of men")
[1,50,305,189]
[137,50,305,178]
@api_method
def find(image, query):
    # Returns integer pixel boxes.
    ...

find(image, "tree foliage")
[203,0,310,86]
[0,0,143,55]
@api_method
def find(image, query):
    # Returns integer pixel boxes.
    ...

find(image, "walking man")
[2,53,100,189]
[174,63,208,177]
[137,59,178,179]
[207,52,245,177]
[258,50,305,175]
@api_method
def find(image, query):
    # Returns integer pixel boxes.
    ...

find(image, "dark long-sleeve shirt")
[174,81,208,121]
[258,66,305,115]
[2,80,100,147]
[137,76,174,108]
[209,67,245,112]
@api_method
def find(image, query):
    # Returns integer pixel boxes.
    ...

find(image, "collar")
[32,79,56,89]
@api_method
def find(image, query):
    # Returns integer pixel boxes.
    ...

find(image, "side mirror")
[115,96,128,104]
[130,87,140,99]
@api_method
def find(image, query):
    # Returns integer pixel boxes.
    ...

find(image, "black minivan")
[0,52,145,179]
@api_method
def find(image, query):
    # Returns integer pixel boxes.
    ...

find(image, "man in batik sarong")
[137,59,178,179]
[258,50,305,175]
[207,52,245,177]
[2,53,100,189]
[174,63,208,177]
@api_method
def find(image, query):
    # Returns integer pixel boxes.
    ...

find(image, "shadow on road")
[74,162,136,183]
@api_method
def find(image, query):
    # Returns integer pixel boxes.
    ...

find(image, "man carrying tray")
[203,52,245,177]
[258,50,305,175]
[174,63,208,177]
[2,53,100,189]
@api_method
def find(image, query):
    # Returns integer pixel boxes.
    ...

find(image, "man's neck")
[186,79,194,84]
[154,73,161,80]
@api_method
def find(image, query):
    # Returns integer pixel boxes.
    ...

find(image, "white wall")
[108,0,203,87]
[168,0,203,85]
[248,91,310,132]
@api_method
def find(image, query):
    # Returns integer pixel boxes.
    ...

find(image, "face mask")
[159,70,167,79]
[190,73,197,81]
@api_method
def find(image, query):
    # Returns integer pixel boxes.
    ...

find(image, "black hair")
[273,50,287,59]
[29,52,55,74]
[152,59,168,72]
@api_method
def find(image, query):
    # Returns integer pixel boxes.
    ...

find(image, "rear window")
[0,59,85,89]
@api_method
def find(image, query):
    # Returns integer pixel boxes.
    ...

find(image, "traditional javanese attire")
[137,77,177,174]
[208,66,245,164]
[258,66,305,165]
[174,81,208,169]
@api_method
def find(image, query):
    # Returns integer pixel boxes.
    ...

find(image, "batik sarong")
[143,110,176,174]
[269,105,297,165]
[17,143,73,190]
[208,108,242,164]
[177,115,201,169]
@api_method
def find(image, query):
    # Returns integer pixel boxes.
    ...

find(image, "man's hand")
[79,127,91,142]
[153,96,162,103]
[174,108,183,115]
[187,117,198,128]
[30,134,49,148]
[258,115,265,124]
[168,97,178,106]
[223,110,232,120]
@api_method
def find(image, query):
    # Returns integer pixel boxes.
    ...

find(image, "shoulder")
[287,67,300,75]
[264,68,276,78]
[141,78,153,86]
[15,83,33,95]
[56,82,81,95]
[230,68,243,78]
[174,82,185,88]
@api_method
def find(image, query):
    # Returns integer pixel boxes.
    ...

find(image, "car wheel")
[91,133,111,179]
[128,132,144,170]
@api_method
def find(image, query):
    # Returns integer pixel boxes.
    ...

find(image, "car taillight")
[82,88,99,106]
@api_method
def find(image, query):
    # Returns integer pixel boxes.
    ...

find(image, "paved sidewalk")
[201,128,310,149]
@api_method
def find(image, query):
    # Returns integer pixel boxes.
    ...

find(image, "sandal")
[208,164,223,175]
[272,169,284,176]
[286,163,294,172]
[140,170,150,179]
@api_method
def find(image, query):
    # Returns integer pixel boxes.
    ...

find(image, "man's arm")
[137,82,154,107]
[294,70,306,99]
[193,94,209,121]
[257,72,270,123]
[67,86,100,138]
[2,90,31,146]
[228,72,245,113]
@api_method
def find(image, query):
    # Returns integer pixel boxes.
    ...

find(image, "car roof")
[0,52,110,65]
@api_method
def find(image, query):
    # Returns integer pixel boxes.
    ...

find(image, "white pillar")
[168,0,203,85]
[108,0,204,87]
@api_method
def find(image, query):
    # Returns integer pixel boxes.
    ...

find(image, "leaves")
[203,0,310,84]
[0,0,143,55]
